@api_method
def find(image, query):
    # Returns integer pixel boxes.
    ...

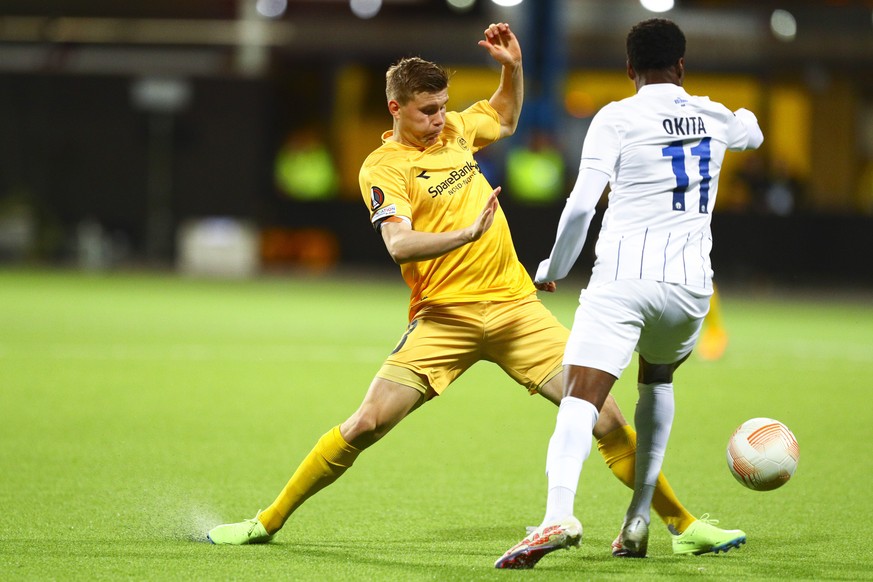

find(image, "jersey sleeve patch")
[370,186,385,210]
[371,203,398,224]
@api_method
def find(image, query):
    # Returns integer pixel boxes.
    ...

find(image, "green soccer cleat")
[672,514,746,555]
[495,516,583,569]
[207,513,273,545]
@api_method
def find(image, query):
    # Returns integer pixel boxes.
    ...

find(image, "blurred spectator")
[275,127,339,201]
[736,154,804,215]
[0,192,36,261]
[735,154,771,213]
[505,129,566,203]
[765,160,804,216]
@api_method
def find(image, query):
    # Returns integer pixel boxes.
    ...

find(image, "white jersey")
[580,83,761,290]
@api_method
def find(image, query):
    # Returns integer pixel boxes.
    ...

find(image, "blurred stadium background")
[0,0,871,287]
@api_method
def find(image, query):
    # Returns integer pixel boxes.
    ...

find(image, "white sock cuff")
[558,395,599,422]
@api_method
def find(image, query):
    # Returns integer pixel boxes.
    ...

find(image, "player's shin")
[625,383,674,523]
[258,425,361,534]
[542,397,598,525]
[597,425,695,533]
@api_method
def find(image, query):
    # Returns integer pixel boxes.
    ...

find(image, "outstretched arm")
[478,23,523,139]
[380,187,501,264]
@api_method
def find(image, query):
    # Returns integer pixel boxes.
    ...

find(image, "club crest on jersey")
[458,137,468,150]
[370,186,385,210]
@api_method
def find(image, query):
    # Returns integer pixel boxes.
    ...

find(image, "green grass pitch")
[2,269,872,581]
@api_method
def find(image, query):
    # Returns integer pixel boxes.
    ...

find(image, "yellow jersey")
[359,100,535,320]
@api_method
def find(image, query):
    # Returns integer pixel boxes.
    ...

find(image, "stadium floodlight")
[770,9,797,41]
[350,0,382,19]
[491,0,523,7]
[447,0,476,12]
[256,0,287,18]
[640,0,674,12]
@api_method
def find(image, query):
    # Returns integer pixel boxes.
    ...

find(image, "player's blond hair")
[385,57,450,105]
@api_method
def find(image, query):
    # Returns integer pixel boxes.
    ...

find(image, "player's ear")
[676,57,685,82]
[388,99,401,118]
[626,60,635,81]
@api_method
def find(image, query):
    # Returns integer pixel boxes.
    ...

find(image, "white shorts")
[563,279,712,378]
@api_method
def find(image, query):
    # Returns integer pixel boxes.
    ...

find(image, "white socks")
[626,382,675,523]
[542,396,599,525]
[539,383,675,528]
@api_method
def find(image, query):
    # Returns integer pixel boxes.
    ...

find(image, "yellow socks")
[258,425,361,534]
[257,423,698,535]
[596,424,696,534]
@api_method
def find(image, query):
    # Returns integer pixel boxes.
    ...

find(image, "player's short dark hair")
[385,57,450,105]
[626,18,686,73]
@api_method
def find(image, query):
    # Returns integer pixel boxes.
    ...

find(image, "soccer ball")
[726,418,799,491]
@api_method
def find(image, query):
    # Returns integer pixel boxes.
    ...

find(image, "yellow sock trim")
[597,425,696,533]
[258,425,361,534]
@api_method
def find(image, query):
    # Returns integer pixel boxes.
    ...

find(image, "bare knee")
[564,365,618,410]
[593,394,627,440]
[538,373,564,406]
[341,406,391,448]
[340,378,426,449]
[341,388,425,449]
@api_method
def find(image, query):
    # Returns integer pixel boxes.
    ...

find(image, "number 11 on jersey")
[662,137,712,213]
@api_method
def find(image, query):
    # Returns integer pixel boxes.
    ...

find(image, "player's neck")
[388,126,430,151]
[636,76,682,92]
[633,63,684,91]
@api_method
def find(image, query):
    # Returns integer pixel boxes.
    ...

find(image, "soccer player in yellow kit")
[207,22,741,557]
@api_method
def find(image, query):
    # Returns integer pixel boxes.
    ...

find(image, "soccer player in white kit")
[496,18,764,568]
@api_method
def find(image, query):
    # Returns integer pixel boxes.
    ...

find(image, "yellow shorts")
[376,294,568,396]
